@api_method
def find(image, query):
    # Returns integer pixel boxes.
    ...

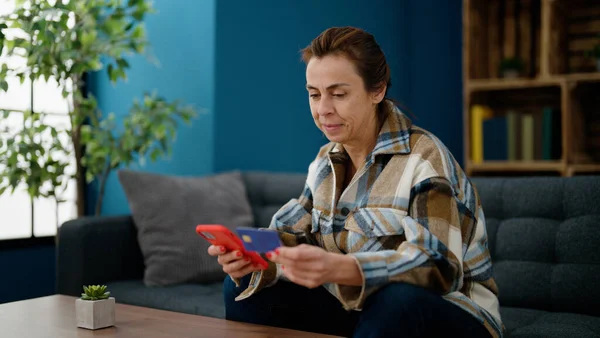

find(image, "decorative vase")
[76,297,115,330]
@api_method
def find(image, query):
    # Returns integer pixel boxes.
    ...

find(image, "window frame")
[0,0,89,246]
[1,56,82,246]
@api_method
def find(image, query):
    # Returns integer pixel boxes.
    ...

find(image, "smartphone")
[196,224,269,270]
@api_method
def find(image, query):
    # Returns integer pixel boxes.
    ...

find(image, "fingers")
[273,256,326,277]
[223,256,261,278]
[207,245,226,256]
[268,246,298,260]
[217,250,245,265]
[207,245,261,279]
[222,255,251,274]
[281,268,321,289]
[283,259,327,272]
[265,244,330,289]
[267,244,315,266]
[265,247,287,264]
[229,262,261,279]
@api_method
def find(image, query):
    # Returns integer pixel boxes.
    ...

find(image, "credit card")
[236,227,282,253]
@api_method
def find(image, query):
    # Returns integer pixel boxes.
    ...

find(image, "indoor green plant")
[0,0,198,220]
[499,57,525,78]
[76,285,115,330]
[81,285,111,300]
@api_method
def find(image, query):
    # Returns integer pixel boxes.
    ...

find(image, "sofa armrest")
[56,215,144,296]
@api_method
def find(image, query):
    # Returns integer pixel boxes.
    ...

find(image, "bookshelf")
[469,160,563,172]
[463,0,600,176]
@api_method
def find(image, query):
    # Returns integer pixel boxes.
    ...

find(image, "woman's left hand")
[266,244,337,289]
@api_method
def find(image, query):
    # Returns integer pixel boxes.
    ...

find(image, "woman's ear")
[371,83,387,104]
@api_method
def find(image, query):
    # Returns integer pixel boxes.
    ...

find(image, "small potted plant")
[499,57,525,78]
[76,285,115,330]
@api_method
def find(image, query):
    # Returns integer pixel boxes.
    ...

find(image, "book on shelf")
[521,114,535,161]
[483,113,507,161]
[470,106,561,163]
[542,107,560,160]
[506,111,519,161]
[533,111,544,160]
[470,105,494,163]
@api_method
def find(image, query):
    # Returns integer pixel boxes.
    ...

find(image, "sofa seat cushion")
[501,307,600,337]
[107,280,225,319]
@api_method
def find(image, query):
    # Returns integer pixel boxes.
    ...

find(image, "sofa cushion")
[118,169,254,286]
[241,172,306,228]
[107,280,225,318]
[472,176,600,317]
[500,307,600,338]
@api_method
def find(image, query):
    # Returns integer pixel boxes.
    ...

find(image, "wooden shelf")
[569,164,600,174]
[469,161,563,172]
[467,72,600,92]
[562,72,600,83]
[469,161,600,175]
[463,0,600,177]
[468,78,564,91]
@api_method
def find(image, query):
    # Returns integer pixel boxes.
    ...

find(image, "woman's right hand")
[207,245,261,279]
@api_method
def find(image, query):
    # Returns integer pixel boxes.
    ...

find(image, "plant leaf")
[116,58,129,69]
[80,30,97,48]
[107,63,115,82]
[131,25,144,39]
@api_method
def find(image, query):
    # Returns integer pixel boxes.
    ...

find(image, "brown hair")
[301,26,393,125]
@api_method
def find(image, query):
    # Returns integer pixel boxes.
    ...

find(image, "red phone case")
[196,224,269,270]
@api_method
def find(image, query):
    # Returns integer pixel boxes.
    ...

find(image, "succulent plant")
[81,285,110,301]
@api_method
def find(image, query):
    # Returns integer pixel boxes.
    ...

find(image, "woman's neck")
[343,119,379,176]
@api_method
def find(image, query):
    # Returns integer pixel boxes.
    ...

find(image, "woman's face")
[305,54,384,145]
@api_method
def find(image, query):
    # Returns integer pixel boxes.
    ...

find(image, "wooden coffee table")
[0,295,341,337]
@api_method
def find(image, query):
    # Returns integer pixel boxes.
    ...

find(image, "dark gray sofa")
[57,173,600,337]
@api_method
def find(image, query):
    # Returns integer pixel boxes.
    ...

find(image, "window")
[0,0,77,240]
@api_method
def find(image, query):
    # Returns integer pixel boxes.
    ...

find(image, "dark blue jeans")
[224,275,492,338]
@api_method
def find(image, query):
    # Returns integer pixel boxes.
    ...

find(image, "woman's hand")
[266,244,341,289]
[207,245,261,279]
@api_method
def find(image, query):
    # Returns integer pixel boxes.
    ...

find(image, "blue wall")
[214,0,410,173]
[0,245,55,304]
[213,0,463,172]
[87,0,216,216]
[403,0,464,164]
[87,0,464,215]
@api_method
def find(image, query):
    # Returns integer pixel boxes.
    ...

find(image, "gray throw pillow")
[118,169,255,286]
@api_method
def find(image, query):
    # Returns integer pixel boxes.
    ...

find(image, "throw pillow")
[118,169,255,286]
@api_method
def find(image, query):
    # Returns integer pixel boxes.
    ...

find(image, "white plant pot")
[76,297,115,330]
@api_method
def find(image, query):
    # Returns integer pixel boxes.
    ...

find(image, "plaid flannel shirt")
[233,108,504,337]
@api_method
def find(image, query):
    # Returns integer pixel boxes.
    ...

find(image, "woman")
[208,26,503,338]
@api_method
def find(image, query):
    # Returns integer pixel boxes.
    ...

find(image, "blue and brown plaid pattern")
[235,108,503,337]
